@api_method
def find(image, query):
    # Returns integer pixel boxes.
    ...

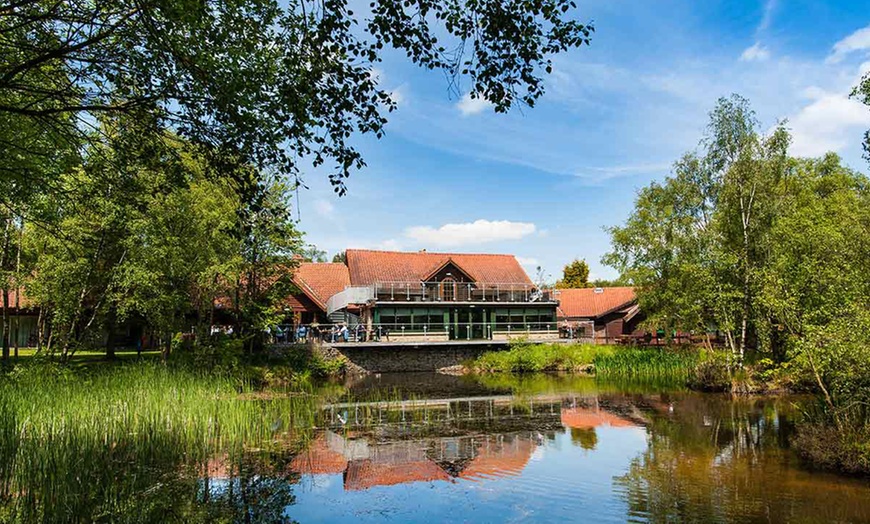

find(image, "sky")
[297,0,870,282]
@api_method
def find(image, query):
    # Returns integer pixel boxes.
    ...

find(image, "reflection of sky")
[285,427,647,523]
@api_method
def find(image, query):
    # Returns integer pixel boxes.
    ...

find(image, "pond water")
[5,371,870,523]
[277,373,870,523]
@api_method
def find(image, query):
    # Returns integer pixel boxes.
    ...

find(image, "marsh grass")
[0,361,327,522]
[469,341,614,373]
[469,341,701,385]
[594,347,701,382]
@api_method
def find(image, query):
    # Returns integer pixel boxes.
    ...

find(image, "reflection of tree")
[570,427,598,450]
[614,396,870,523]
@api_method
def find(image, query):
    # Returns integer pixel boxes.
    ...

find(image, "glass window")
[441,278,456,301]
[510,309,525,329]
[378,308,394,327]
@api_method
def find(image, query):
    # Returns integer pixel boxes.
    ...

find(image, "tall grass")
[469,341,615,373]
[594,347,701,382]
[0,362,327,522]
[468,341,701,385]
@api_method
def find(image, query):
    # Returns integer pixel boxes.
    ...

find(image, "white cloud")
[789,89,870,157]
[740,42,770,62]
[404,219,536,247]
[313,199,335,218]
[456,92,492,116]
[389,85,407,107]
[515,256,539,269]
[828,24,870,64]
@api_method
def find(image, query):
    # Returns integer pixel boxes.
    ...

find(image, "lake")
[3,369,870,523]
[277,373,870,523]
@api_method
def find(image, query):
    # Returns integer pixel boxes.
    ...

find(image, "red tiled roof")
[0,289,34,310]
[343,458,451,490]
[556,287,636,319]
[345,249,532,286]
[560,407,638,429]
[292,263,351,310]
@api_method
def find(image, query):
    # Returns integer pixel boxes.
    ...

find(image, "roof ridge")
[346,248,518,257]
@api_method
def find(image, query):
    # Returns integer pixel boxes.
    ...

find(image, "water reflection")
[283,374,870,523]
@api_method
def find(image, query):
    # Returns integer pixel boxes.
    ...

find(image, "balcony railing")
[371,281,556,304]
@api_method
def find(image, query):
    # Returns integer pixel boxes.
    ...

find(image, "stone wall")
[316,342,505,374]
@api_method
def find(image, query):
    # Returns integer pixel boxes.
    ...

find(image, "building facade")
[555,286,643,341]
[295,249,559,341]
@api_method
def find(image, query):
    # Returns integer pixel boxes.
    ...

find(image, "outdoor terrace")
[327,281,557,314]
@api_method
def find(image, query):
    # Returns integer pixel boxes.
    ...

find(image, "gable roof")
[292,263,351,311]
[556,287,637,319]
[345,249,533,286]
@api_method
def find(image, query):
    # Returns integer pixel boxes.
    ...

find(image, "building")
[285,262,352,325]
[555,286,643,341]
[297,249,559,341]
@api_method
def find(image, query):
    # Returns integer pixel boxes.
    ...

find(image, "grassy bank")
[467,340,701,383]
[0,359,337,522]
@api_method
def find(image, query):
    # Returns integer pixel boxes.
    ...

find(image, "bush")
[793,404,870,475]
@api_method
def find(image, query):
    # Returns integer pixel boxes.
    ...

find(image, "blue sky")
[298,0,870,281]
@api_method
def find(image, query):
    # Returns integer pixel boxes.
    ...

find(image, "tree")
[555,259,590,288]
[756,154,870,407]
[853,73,870,164]
[1,0,594,198]
[332,251,347,264]
[605,95,791,361]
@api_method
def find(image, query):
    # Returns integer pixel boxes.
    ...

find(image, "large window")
[495,311,509,330]
[378,308,395,327]
[440,278,455,301]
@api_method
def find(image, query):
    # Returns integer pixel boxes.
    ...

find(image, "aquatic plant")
[0,362,327,522]
[594,347,701,382]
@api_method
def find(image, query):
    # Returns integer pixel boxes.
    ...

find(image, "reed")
[469,341,615,373]
[594,347,701,382]
[0,361,325,522]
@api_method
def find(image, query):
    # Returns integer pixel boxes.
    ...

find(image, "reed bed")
[0,362,325,523]
[594,347,701,382]
[469,342,615,373]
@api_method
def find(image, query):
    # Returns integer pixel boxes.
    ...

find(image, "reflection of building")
[555,287,643,340]
[290,430,539,490]
[560,407,638,429]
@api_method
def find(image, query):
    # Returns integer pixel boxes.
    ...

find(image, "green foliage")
[853,72,870,163]
[0,361,328,521]
[594,347,701,383]
[555,258,591,288]
[0,0,593,196]
[469,340,610,373]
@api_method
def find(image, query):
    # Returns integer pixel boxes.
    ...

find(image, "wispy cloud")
[405,219,536,247]
[573,163,671,182]
[313,198,335,219]
[740,42,770,62]
[456,92,492,116]
[827,24,870,64]
[757,0,777,34]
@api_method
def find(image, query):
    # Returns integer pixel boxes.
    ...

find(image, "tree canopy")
[605,94,870,387]
[555,258,590,288]
[1,0,593,199]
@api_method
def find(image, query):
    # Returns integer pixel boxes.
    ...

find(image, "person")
[340,324,349,342]
[296,325,306,343]
[356,323,365,342]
